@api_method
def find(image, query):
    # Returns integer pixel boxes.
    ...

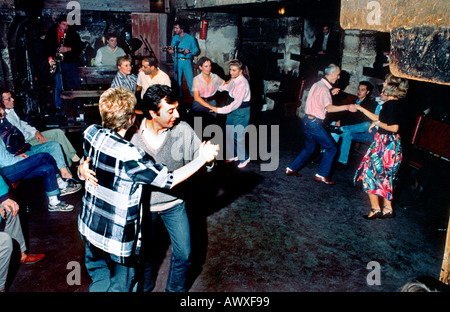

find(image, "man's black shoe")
[326,125,343,134]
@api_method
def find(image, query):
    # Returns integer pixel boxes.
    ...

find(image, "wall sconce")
[278,7,285,15]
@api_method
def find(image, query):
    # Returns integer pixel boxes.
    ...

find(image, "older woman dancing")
[354,74,409,219]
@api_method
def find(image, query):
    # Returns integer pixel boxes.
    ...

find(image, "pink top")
[217,74,251,114]
[305,78,333,120]
[192,73,225,98]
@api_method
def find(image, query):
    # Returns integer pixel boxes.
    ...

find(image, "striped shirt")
[110,71,137,93]
[78,124,173,264]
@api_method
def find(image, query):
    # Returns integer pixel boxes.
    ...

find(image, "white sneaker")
[237,158,250,168]
[48,201,74,212]
[60,181,82,196]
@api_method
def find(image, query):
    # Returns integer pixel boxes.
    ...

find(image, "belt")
[306,114,323,123]
[239,101,250,108]
[202,96,215,102]
[178,57,191,60]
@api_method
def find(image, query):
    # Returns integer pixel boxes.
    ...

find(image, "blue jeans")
[175,59,194,96]
[26,141,68,170]
[84,241,136,292]
[336,122,375,165]
[288,117,337,177]
[225,106,251,163]
[140,202,191,292]
[191,99,217,118]
[54,62,81,109]
[0,153,60,197]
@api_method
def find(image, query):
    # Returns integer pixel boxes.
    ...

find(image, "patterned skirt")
[354,133,402,201]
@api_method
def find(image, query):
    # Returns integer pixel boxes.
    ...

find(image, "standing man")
[167,21,199,96]
[131,84,200,292]
[136,57,171,99]
[311,24,340,69]
[286,64,356,185]
[94,33,126,67]
[45,14,82,113]
[77,87,218,292]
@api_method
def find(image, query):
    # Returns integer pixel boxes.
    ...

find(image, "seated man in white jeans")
[1,89,80,168]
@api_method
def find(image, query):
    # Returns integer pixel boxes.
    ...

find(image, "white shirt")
[137,69,171,99]
[5,108,37,141]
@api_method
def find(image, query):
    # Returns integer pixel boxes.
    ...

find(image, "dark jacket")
[340,96,378,126]
[44,24,82,64]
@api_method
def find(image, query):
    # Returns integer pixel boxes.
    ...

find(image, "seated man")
[94,33,126,67]
[0,101,80,184]
[1,89,80,168]
[1,175,45,292]
[329,81,379,168]
[136,57,171,99]
[0,105,80,211]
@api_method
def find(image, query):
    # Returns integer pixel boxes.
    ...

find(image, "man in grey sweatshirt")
[130,84,201,292]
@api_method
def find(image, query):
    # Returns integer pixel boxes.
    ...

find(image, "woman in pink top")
[211,59,251,168]
[192,57,225,117]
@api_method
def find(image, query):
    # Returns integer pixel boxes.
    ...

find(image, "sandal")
[381,206,395,219]
[363,208,383,220]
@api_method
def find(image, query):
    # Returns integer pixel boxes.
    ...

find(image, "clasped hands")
[347,104,358,112]
[79,141,219,187]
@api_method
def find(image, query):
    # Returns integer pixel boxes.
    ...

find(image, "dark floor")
[4,108,450,294]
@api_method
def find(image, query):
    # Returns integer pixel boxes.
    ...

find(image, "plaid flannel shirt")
[78,124,173,264]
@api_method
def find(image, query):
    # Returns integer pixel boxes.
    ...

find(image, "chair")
[266,75,306,117]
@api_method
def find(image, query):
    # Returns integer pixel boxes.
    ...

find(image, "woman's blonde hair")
[229,59,250,80]
[382,74,409,99]
[116,55,132,67]
[99,87,136,131]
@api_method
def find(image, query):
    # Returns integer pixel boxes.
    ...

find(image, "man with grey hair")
[286,64,357,184]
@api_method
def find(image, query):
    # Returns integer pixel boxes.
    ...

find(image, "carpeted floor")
[5,110,449,293]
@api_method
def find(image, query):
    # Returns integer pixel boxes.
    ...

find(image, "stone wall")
[341,29,380,95]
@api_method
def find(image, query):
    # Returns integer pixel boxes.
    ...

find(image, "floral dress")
[354,100,402,201]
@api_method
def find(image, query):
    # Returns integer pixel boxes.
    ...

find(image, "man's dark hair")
[56,14,68,24]
[141,85,178,119]
[174,20,189,33]
[359,81,374,94]
[106,33,118,41]
[0,87,10,104]
[142,57,159,68]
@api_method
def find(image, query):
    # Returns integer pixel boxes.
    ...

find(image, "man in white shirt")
[94,33,126,67]
[1,89,80,168]
[136,57,171,99]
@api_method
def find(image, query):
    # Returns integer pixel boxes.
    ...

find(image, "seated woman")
[192,57,224,118]
[110,56,137,93]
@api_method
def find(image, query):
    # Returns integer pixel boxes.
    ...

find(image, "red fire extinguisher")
[200,19,208,40]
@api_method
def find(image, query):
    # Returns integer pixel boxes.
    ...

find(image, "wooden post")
[440,216,450,285]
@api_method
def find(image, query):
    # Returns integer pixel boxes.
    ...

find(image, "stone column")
[341,29,379,95]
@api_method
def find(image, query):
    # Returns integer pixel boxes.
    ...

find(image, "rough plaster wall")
[0,6,14,89]
[277,17,302,75]
[197,25,238,73]
[341,29,378,95]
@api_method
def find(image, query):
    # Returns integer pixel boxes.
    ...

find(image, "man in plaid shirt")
[78,87,218,292]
